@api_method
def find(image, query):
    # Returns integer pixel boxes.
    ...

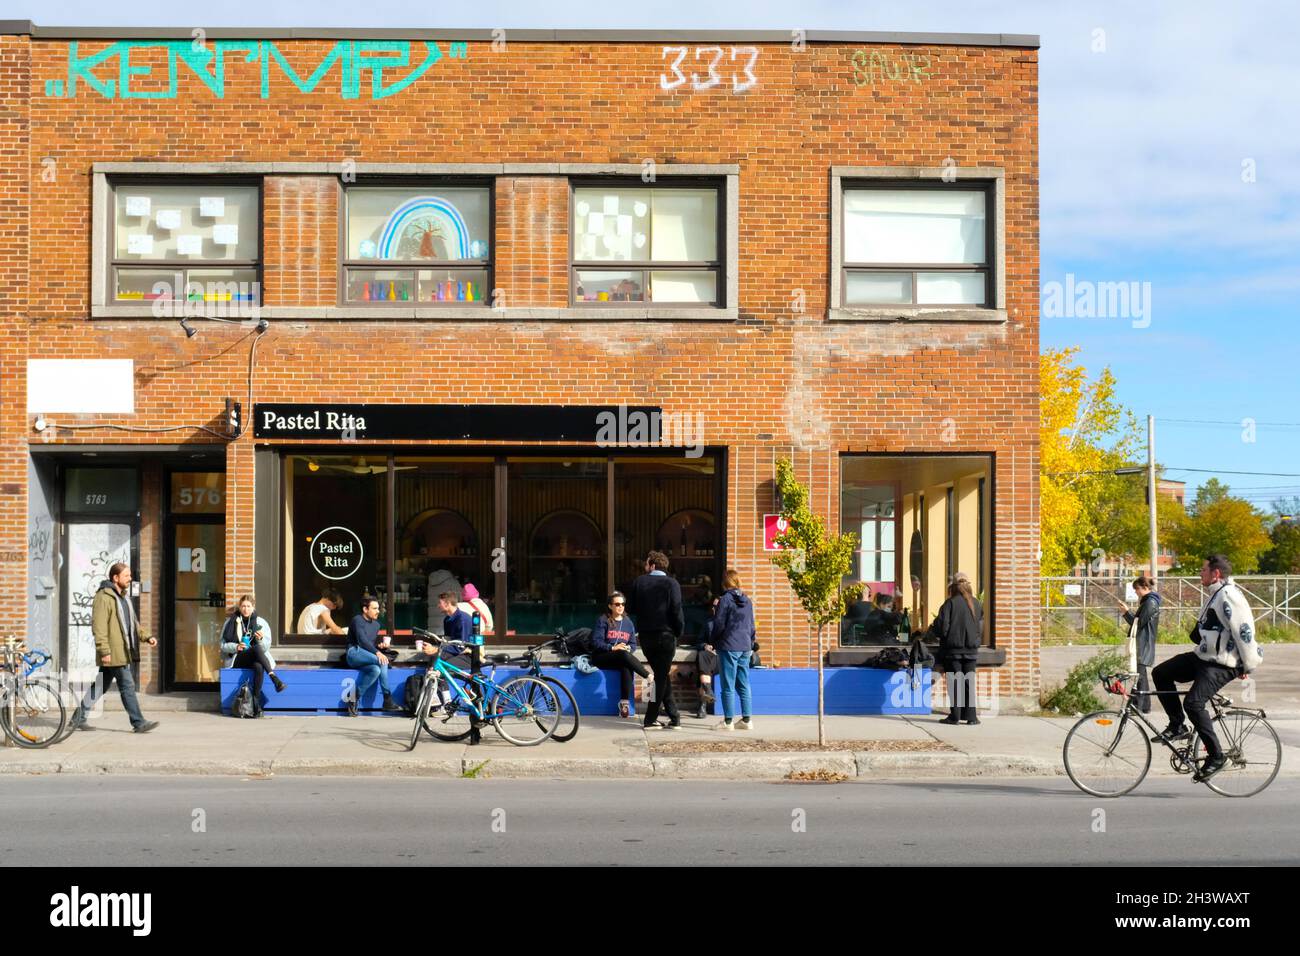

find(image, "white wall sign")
[309,526,364,580]
[28,359,134,414]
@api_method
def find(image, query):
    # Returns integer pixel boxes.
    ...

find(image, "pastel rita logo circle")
[310,526,364,580]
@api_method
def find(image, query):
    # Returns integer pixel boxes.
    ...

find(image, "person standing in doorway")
[70,562,158,733]
[344,596,401,717]
[627,551,684,729]
[1118,576,1161,714]
[928,572,983,725]
[711,569,757,731]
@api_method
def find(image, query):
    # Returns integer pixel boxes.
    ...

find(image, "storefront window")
[840,455,992,646]
[285,456,389,633]
[571,184,721,305]
[111,182,260,304]
[343,185,491,304]
[64,467,139,515]
[393,458,495,635]
[507,459,607,635]
[613,457,720,641]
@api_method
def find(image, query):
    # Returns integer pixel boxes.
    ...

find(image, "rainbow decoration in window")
[377,196,478,261]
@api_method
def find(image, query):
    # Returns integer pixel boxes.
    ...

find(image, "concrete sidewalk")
[3,709,1297,781]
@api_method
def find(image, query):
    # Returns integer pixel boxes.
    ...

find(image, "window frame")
[840,180,993,308]
[337,177,495,309]
[567,177,726,309]
[829,166,1006,323]
[105,175,264,309]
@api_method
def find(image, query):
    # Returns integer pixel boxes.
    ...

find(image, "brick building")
[0,24,1042,709]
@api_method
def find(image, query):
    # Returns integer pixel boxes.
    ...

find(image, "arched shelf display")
[396,507,479,569]
[656,508,718,592]
[528,509,604,560]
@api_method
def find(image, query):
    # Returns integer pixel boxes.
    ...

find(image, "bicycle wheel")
[407,681,433,751]
[491,677,560,747]
[422,676,474,742]
[1063,709,1151,797]
[1191,710,1282,797]
[2,678,67,749]
[541,676,580,743]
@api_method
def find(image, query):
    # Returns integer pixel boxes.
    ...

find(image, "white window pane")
[844,271,911,304]
[574,188,650,262]
[650,189,717,261]
[650,270,716,303]
[115,185,258,261]
[347,187,489,261]
[881,552,895,581]
[916,271,985,305]
[844,188,985,265]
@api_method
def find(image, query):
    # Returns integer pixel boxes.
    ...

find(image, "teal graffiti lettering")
[51,39,461,99]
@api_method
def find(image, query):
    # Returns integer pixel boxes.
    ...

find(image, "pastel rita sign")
[43,39,469,100]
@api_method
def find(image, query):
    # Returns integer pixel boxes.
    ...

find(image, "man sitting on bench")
[344,596,402,716]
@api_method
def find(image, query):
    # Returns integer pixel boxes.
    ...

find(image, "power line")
[1159,418,1300,428]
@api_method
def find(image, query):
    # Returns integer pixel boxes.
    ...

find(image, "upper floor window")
[571,183,721,306]
[343,184,492,305]
[841,185,989,307]
[111,182,260,306]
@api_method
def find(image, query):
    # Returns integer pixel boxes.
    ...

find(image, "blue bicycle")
[407,628,561,749]
[0,637,67,748]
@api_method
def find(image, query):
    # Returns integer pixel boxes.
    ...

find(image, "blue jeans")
[76,665,146,728]
[719,650,752,722]
[346,646,391,701]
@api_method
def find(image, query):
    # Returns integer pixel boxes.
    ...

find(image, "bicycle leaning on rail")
[1062,671,1281,798]
[0,636,67,748]
[406,628,561,749]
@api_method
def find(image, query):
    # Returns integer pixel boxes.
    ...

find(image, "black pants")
[640,632,679,725]
[944,656,978,721]
[232,643,275,707]
[1152,651,1236,758]
[590,648,651,700]
[1135,663,1152,714]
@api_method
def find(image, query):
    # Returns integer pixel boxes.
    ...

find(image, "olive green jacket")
[92,585,143,667]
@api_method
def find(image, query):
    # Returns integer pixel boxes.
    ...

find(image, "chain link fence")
[1042,575,1300,640]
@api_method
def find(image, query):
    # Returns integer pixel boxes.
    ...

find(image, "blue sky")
[25,0,1300,509]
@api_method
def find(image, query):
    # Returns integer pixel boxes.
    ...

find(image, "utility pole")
[1148,415,1158,585]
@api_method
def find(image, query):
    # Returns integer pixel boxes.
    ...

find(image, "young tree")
[769,457,864,747]
[1260,520,1300,574]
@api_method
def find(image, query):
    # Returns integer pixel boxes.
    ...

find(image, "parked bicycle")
[501,632,581,743]
[406,628,560,749]
[1063,671,1281,798]
[0,637,67,748]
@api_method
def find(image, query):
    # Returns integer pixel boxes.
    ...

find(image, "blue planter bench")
[220,664,930,716]
[219,665,627,716]
[714,667,933,716]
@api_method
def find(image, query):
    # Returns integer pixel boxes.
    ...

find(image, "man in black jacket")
[627,550,684,729]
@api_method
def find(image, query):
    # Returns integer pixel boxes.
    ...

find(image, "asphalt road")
[0,774,1295,866]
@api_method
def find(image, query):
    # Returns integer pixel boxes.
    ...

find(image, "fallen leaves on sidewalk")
[649,739,955,755]
[784,768,850,783]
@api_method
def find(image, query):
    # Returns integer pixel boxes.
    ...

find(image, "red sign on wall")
[763,514,790,551]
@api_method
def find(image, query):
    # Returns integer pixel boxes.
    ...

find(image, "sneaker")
[1193,754,1227,782]
[382,694,403,713]
[735,718,753,731]
[133,720,159,734]
[694,703,707,720]
[1152,725,1189,744]
[665,720,681,731]
[716,720,734,731]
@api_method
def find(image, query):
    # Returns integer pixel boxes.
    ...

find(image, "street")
[1,775,1295,866]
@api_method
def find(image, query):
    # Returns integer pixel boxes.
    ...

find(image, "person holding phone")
[590,590,652,719]
[220,594,285,715]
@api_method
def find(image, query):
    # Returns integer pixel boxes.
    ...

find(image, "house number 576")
[660,46,759,93]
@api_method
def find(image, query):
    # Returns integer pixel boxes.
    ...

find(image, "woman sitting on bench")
[220,595,285,716]
[590,591,652,719]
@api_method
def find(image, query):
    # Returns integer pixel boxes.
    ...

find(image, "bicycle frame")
[426,649,535,722]
[1100,674,1263,764]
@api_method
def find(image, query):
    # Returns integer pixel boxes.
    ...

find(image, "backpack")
[230,684,257,718]
[861,647,909,670]
[404,670,426,715]
[561,627,594,657]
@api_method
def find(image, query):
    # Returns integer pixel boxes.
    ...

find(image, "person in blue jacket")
[712,569,757,730]
[590,591,652,719]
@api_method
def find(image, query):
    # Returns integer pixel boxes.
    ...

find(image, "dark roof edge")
[0,23,1039,48]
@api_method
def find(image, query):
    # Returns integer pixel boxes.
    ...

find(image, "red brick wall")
[4,36,1041,700]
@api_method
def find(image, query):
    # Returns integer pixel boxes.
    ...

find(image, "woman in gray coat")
[1118,576,1161,714]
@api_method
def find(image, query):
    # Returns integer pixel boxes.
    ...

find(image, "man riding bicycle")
[1151,553,1262,782]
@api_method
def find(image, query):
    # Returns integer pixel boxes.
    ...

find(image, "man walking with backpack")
[1151,554,1262,782]
[69,562,159,733]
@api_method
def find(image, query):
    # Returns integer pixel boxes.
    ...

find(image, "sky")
[21,0,1300,510]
